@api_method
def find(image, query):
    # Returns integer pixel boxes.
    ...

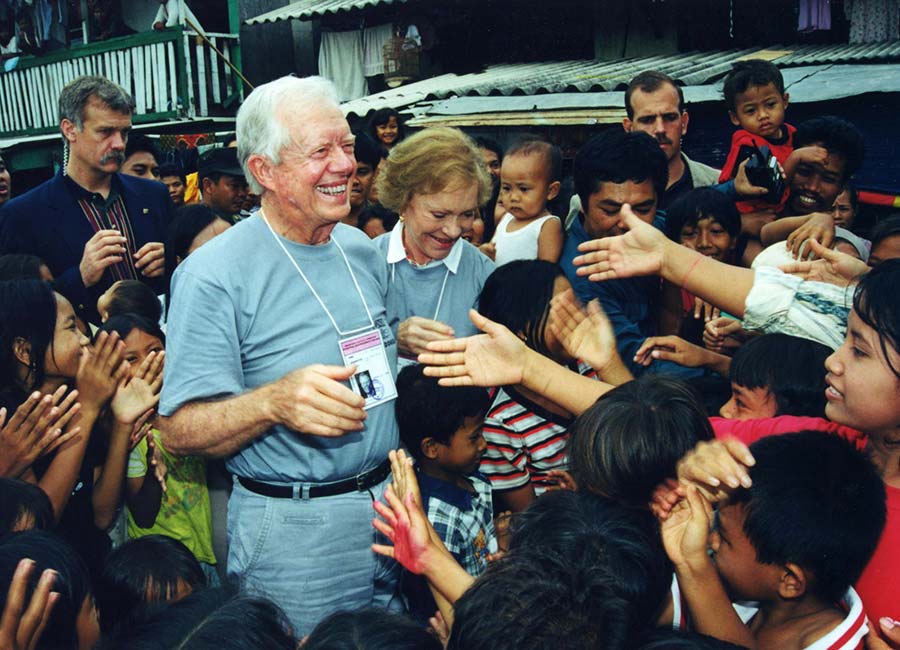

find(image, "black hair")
[100,280,162,324]
[732,431,886,602]
[0,254,47,281]
[447,547,631,650]
[625,70,685,119]
[95,534,205,634]
[353,131,386,169]
[722,59,785,111]
[664,187,741,242]
[573,129,668,211]
[840,182,859,211]
[568,375,714,507]
[478,260,564,358]
[474,135,503,162]
[367,108,406,145]
[358,203,399,233]
[220,132,237,147]
[164,204,229,317]
[636,629,749,649]
[124,133,161,163]
[853,258,900,379]
[98,313,165,350]
[395,364,490,455]
[505,136,562,184]
[729,333,831,417]
[158,162,186,183]
[793,116,866,181]
[869,214,900,256]
[508,491,671,632]
[304,608,441,650]
[0,279,58,399]
[0,477,54,533]
[0,531,93,650]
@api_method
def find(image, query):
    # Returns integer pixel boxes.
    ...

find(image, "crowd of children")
[0,56,898,650]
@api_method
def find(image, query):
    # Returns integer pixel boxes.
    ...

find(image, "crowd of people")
[0,59,898,650]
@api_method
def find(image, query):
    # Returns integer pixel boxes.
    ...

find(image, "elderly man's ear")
[247,155,276,192]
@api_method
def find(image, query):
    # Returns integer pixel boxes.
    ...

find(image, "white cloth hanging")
[318,29,367,101]
[362,23,392,77]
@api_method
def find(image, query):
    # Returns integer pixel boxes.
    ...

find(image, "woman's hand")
[677,439,755,505]
[634,335,715,369]
[398,317,455,357]
[76,332,127,412]
[110,351,164,426]
[0,387,82,478]
[419,309,528,387]
[779,239,869,285]
[548,290,618,371]
[573,204,668,282]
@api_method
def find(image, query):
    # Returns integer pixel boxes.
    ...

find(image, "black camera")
[742,144,785,204]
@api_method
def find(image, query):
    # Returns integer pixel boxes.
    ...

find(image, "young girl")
[476,260,607,511]
[96,279,162,324]
[100,313,218,585]
[368,107,406,153]
[485,139,563,266]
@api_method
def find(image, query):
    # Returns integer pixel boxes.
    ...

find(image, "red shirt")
[718,124,796,214]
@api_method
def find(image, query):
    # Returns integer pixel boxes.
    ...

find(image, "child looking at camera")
[395,365,498,622]
[488,138,563,265]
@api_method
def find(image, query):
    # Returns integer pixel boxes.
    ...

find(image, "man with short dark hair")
[121,133,161,180]
[158,163,186,206]
[0,75,171,323]
[198,147,248,224]
[623,70,719,210]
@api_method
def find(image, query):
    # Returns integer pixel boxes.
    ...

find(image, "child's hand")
[76,331,127,412]
[733,159,770,198]
[372,485,434,575]
[634,335,711,368]
[692,297,720,322]
[110,351,164,426]
[864,617,900,649]
[548,290,619,372]
[785,145,829,182]
[677,439,755,504]
[658,483,714,570]
[420,309,529,388]
[389,449,421,507]
[128,409,155,451]
[0,559,58,650]
[545,469,578,492]
[702,317,744,353]
[146,431,168,494]
[428,611,450,647]
[478,242,496,261]
[649,478,686,521]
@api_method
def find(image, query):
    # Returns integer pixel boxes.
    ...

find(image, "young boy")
[395,365,498,622]
[487,138,564,265]
[663,431,885,649]
[719,59,795,215]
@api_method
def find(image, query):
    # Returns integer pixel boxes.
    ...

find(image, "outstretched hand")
[658,484,714,570]
[548,290,618,372]
[419,309,529,388]
[677,438,755,505]
[573,204,667,282]
[111,351,164,425]
[779,239,869,285]
[0,559,58,650]
[372,484,434,575]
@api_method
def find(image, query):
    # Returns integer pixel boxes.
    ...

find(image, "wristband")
[680,255,705,289]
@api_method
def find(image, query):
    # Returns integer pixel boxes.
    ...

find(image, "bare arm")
[536,217,564,264]
[760,214,811,246]
[161,364,366,458]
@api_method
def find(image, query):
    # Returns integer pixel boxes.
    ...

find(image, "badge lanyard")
[260,210,374,336]
[391,262,450,322]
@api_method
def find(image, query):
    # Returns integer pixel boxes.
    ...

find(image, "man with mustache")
[622,71,720,211]
[0,76,171,324]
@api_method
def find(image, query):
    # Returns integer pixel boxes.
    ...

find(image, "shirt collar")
[417,469,474,511]
[386,222,463,273]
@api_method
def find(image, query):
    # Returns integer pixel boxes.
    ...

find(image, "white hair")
[236,76,342,195]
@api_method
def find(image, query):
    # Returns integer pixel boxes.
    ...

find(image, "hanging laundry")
[798,0,832,31]
[845,0,900,43]
[363,23,392,77]
[318,29,367,101]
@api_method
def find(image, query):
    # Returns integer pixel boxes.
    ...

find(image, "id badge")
[339,329,398,410]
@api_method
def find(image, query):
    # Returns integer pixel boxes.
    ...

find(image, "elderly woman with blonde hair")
[375,127,494,363]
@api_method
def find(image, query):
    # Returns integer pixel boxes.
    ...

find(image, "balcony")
[0,26,242,140]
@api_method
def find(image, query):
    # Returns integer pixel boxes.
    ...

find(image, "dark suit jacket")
[0,171,173,323]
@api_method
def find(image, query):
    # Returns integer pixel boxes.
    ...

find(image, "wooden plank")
[144,46,153,111]
[0,75,11,131]
[132,47,146,114]
[10,73,25,131]
[14,28,182,71]
[33,68,51,128]
[209,37,221,105]
[221,38,233,94]
[167,41,177,113]
[23,70,38,129]
[156,43,166,112]
[183,34,195,118]
[196,39,207,116]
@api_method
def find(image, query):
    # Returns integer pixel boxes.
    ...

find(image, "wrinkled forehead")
[278,102,351,151]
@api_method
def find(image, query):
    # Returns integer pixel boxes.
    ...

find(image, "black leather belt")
[237,459,391,499]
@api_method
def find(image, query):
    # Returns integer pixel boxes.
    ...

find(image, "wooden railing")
[0,27,242,139]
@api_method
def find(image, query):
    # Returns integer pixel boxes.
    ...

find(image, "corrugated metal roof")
[246,0,408,24]
[341,40,900,116]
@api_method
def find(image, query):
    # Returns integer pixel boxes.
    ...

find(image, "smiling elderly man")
[0,75,171,324]
[159,76,399,634]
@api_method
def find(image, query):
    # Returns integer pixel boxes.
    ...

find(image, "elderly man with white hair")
[159,76,400,633]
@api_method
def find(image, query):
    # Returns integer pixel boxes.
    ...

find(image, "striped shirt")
[480,361,596,493]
